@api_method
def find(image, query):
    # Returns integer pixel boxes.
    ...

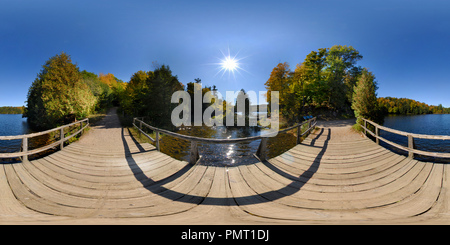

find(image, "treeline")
[120,65,251,129]
[24,52,126,130]
[0,106,24,114]
[25,50,448,131]
[378,97,450,115]
[119,65,184,129]
[265,45,379,123]
[24,52,253,131]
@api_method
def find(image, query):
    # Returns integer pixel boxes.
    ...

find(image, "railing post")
[139,120,143,138]
[408,134,415,159]
[80,121,83,136]
[297,124,301,144]
[60,127,64,150]
[189,141,200,165]
[256,137,268,161]
[375,125,379,145]
[22,137,28,162]
[364,119,367,136]
[155,131,160,151]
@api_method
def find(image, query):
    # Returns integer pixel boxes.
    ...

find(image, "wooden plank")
[0,164,63,222]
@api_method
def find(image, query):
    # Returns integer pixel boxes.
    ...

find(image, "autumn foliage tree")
[264,62,294,120]
[99,73,127,106]
[0,107,23,114]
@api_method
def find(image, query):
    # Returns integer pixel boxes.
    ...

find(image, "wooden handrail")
[133,117,317,165]
[0,118,89,161]
[359,118,450,159]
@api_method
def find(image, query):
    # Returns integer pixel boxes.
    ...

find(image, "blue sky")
[1,0,449,107]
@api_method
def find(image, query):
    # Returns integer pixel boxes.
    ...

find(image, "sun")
[221,56,239,72]
[215,48,248,79]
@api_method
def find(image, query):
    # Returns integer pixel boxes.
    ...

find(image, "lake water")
[380,114,450,162]
[159,125,299,167]
[0,114,30,153]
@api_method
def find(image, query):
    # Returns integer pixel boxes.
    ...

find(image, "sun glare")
[215,48,249,79]
[221,56,238,71]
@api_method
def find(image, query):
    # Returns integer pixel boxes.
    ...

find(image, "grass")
[127,126,156,145]
[352,123,363,132]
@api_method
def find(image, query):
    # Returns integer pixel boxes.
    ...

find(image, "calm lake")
[159,125,299,167]
[380,114,450,162]
[0,114,30,153]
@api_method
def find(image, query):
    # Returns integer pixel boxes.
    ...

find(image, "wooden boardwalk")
[1,124,449,224]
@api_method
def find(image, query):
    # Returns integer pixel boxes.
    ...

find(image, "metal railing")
[133,117,317,164]
[360,118,450,159]
[0,118,89,161]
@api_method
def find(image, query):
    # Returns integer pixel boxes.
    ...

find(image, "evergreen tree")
[24,52,96,130]
[144,65,184,129]
[351,68,383,125]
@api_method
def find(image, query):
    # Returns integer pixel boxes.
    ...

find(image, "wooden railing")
[0,119,89,161]
[133,117,317,165]
[360,118,450,159]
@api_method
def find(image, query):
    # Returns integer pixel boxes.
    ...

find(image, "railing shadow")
[122,127,330,206]
[241,128,329,204]
[121,128,192,195]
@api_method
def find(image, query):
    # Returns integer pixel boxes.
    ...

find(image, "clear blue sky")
[1,0,449,107]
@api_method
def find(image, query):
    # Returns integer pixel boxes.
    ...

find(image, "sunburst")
[221,56,238,71]
[215,48,247,79]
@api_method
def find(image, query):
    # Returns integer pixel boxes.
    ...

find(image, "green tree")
[351,68,382,126]
[144,65,184,129]
[266,45,366,122]
[122,70,152,116]
[24,52,96,130]
[80,70,112,110]
[324,45,363,111]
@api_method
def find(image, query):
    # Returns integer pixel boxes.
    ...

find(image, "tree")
[80,70,112,110]
[144,65,184,128]
[99,73,127,106]
[24,52,96,130]
[301,48,328,108]
[264,45,365,122]
[122,70,152,116]
[351,68,382,126]
[264,62,294,121]
[324,45,362,111]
